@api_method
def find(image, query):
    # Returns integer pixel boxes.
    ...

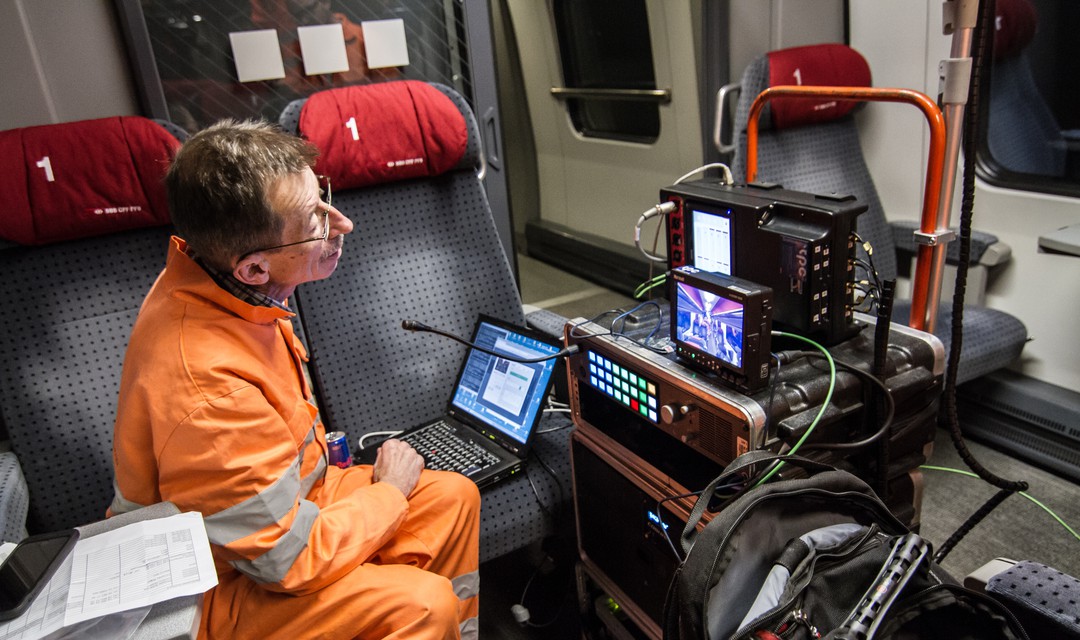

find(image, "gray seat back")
[730,49,897,282]
[0,117,181,532]
[279,82,524,437]
[280,82,571,560]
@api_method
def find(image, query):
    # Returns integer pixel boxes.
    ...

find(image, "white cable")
[673,162,734,185]
[633,163,733,263]
[357,430,403,450]
[634,201,678,262]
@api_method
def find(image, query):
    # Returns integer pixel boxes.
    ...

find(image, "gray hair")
[166,119,319,270]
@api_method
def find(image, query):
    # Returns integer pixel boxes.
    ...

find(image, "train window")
[118,0,473,134]
[977,0,1080,198]
[552,0,661,142]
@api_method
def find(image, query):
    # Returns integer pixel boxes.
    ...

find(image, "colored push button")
[586,352,661,423]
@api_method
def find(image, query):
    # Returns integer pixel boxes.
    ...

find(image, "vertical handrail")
[745,86,947,331]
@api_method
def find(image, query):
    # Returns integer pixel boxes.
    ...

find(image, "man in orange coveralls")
[110,120,480,639]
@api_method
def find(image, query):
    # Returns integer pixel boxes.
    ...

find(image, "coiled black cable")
[944,0,1027,495]
[937,0,1027,561]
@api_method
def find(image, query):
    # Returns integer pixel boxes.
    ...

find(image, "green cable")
[755,331,836,486]
[633,273,667,299]
[921,465,1080,543]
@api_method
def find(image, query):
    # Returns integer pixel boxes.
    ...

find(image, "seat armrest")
[0,451,29,543]
[524,307,571,342]
[890,219,1010,266]
[963,557,1017,591]
[978,559,1080,638]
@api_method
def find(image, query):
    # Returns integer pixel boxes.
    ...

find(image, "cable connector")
[510,604,530,626]
[635,201,677,263]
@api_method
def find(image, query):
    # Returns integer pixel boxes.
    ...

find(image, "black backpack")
[662,451,1028,640]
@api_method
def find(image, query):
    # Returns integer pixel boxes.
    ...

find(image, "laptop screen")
[449,320,561,446]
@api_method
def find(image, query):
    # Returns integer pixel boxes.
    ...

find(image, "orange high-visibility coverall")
[111,237,480,639]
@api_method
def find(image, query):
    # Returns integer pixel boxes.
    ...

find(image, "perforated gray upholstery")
[731,52,1027,384]
[0,452,29,542]
[987,560,1080,637]
[987,54,1066,177]
[0,228,174,532]
[280,83,573,561]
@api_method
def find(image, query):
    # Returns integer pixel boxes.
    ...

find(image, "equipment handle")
[744,86,947,332]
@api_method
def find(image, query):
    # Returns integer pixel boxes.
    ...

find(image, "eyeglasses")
[245,175,332,255]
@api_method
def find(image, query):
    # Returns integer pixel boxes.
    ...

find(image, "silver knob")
[660,403,694,424]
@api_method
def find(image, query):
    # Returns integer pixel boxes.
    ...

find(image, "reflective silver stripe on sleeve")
[203,452,303,545]
[108,480,147,515]
[460,617,478,640]
[299,423,326,497]
[451,570,480,601]
[229,498,319,584]
[300,450,326,496]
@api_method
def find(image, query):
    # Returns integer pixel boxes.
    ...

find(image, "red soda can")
[326,431,353,468]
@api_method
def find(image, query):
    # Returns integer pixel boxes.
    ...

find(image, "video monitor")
[670,266,773,393]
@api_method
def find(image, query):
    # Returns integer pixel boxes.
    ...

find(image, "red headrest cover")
[0,116,179,246]
[299,81,468,190]
[994,0,1038,60]
[766,44,872,131]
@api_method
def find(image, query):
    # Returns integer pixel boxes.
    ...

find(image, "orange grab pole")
[746,86,946,332]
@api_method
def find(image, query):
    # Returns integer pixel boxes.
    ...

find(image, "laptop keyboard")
[399,421,502,477]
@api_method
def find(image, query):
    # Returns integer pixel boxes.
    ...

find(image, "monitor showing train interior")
[669,266,773,393]
[674,279,746,370]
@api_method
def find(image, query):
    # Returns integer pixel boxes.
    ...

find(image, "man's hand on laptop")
[372,439,425,498]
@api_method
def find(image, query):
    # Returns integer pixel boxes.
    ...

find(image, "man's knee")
[401,573,460,632]
[427,470,481,514]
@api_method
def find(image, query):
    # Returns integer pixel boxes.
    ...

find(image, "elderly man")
[110,120,480,639]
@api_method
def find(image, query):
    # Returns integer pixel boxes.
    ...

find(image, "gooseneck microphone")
[400,319,577,363]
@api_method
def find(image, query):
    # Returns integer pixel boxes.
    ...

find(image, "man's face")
[261,169,353,299]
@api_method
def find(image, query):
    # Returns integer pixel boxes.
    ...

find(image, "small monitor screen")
[691,208,733,275]
[674,281,745,369]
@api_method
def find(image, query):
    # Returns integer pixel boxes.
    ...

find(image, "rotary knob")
[660,403,695,424]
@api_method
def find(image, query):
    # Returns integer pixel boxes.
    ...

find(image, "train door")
[504,0,847,293]
[505,0,707,290]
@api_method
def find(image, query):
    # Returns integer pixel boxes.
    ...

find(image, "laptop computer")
[358,315,563,489]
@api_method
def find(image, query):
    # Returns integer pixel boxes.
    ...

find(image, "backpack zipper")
[730,526,884,640]
[769,608,822,639]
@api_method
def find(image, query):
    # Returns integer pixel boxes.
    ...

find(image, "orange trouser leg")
[200,468,481,639]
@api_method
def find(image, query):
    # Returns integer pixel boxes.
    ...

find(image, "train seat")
[278,80,573,562]
[986,0,1077,178]
[0,116,185,536]
[727,43,1028,385]
[0,116,206,637]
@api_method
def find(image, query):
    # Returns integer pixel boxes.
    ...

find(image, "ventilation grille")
[699,409,739,460]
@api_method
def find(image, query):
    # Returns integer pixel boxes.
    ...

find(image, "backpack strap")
[679,451,839,554]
